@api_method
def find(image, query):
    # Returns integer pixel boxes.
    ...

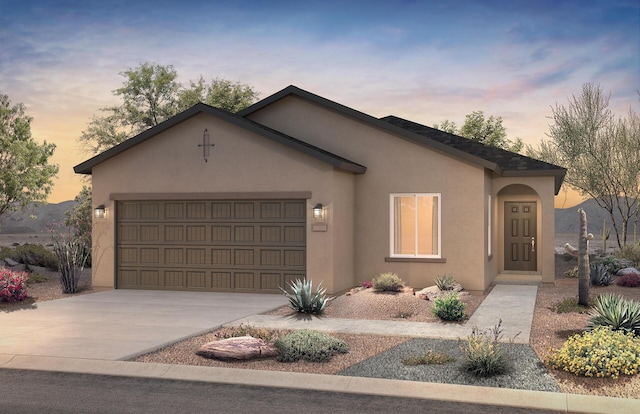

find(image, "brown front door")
[504,202,537,271]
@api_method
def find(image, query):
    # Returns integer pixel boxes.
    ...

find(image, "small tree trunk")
[578,208,590,306]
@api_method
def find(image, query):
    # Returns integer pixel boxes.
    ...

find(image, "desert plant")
[402,350,455,366]
[587,293,640,335]
[617,272,640,288]
[279,278,332,314]
[459,320,515,377]
[275,329,349,362]
[361,280,373,289]
[432,292,465,321]
[50,225,90,294]
[600,256,634,275]
[434,274,456,291]
[601,218,610,252]
[590,263,613,286]
[546,325,640,378]
[614,244,640,267]
[372,272,404,292]
[214,323,284,343]
[547,297,592,314]
[563,266,578,278]
[0,267,29,302]
[12,243,59,270]
[26,273,49,284]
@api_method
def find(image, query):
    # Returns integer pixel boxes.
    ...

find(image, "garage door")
[116,199,306,292]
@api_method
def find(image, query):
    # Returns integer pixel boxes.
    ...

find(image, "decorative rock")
[4,257,20,267]
[416,285,441,301]
[196,336,278,361]
[617,267,640,276]
[401,286,414,295]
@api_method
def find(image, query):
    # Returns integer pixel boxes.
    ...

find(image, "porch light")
[313,203,325,220]
[94,205,106,219]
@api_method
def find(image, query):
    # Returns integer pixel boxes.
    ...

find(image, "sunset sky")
[1,0,638,207]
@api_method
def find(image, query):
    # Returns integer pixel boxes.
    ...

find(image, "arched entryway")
[497,184,541,273]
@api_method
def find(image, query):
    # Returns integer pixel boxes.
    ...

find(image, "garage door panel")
[117,199,306,292]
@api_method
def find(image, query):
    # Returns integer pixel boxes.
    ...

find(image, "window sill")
[385,257,447,263]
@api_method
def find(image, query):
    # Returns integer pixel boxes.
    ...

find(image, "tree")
[79,62,260,156]
[0,94,58,224]
[64,185,92,267]
[527,83,640,248]
[434,110,524,153]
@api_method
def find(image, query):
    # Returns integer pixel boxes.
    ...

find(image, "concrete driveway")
[0,290,287,361]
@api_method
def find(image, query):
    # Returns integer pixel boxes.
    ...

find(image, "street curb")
[2,355,638,414]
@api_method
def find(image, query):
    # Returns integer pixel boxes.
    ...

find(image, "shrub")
[372,272,404,292]
[600,256,634,275]
[0,267,29,302]
[547,297,592,314]
[434,274,456,291]
[12,243,59,270]
[402,350,455,366]
[546,326,640,378]
[214,323,284,343]
[615,244,640,267]
[279,278,332,314]
[459,320,515,377]
[275,329,349,362]
[433,293,466,321]
[563,266,578,278]
[587,294,640,335]
[590,263,613,286]
[617,272,640,288]
[50,226,90,294]
[361,280,373,289]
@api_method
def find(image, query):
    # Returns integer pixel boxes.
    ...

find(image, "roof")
[239,85,566,194]
[73,103,366,175]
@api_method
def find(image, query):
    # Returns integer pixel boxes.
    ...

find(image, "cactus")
[578,209,590,306]
[602,218,610,252]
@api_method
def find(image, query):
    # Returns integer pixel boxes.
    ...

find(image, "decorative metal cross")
[198,128,215,162]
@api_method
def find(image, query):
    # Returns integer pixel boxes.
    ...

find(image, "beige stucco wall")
[247,96,489,291]
[91,112,356,294]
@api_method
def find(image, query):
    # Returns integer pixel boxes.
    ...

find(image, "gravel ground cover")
[337,338,561,393]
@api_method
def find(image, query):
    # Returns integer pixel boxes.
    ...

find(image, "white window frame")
[487,195,492,257]
[389,193,442,259]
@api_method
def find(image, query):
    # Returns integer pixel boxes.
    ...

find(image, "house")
[74,85,566,294]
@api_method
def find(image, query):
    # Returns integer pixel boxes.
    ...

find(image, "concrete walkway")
[230,284,536,343]
[1,284,638,413]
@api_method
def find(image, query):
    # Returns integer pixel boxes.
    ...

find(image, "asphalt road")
[0,369,564,414]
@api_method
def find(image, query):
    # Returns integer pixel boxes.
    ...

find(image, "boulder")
[617,267,640,277]
[196,336,278,361]
[416,285,441,301]
[4,257,20,267]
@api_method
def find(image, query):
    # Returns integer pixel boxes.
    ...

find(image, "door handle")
[531,237,536,252]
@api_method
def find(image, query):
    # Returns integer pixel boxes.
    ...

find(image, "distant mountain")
[555,198,636,236]
[0,201,77,234]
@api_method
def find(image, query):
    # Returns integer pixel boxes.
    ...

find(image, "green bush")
[1,244,58,271]
[600,256,634,275]
[546,326,640,378]
[587,294,640,335]
[432,293,465,321]
[372,272,404,292]
[547,297,592,314]
[434,274,456,291]
[279,278,332,314]
[26,273,49,284]
[275,329,349,362]
[459,320,514,377]
[614,244,640,267]
[402,350,455,366]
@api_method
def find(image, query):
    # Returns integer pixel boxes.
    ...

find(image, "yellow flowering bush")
[546,326,640,378]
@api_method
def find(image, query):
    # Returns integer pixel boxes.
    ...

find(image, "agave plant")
[279,278,333,314]
[590,263,613,286]
[587,294,640,335]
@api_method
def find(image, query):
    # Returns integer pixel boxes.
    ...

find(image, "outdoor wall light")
[94,205,106,219]
[313,203,325,220]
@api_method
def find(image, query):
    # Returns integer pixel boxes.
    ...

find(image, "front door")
[504,201,537,271]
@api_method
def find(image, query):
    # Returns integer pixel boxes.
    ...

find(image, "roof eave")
[501,168,567,195]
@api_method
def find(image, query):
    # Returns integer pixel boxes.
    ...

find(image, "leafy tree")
[434,111,524,153]
[527,83,640,248]
[177,76,260,113]
[64,185,92,267]
[0,94,58,224]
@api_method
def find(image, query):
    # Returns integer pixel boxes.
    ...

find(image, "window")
[487,195,492,257]
[390,193,441,258]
